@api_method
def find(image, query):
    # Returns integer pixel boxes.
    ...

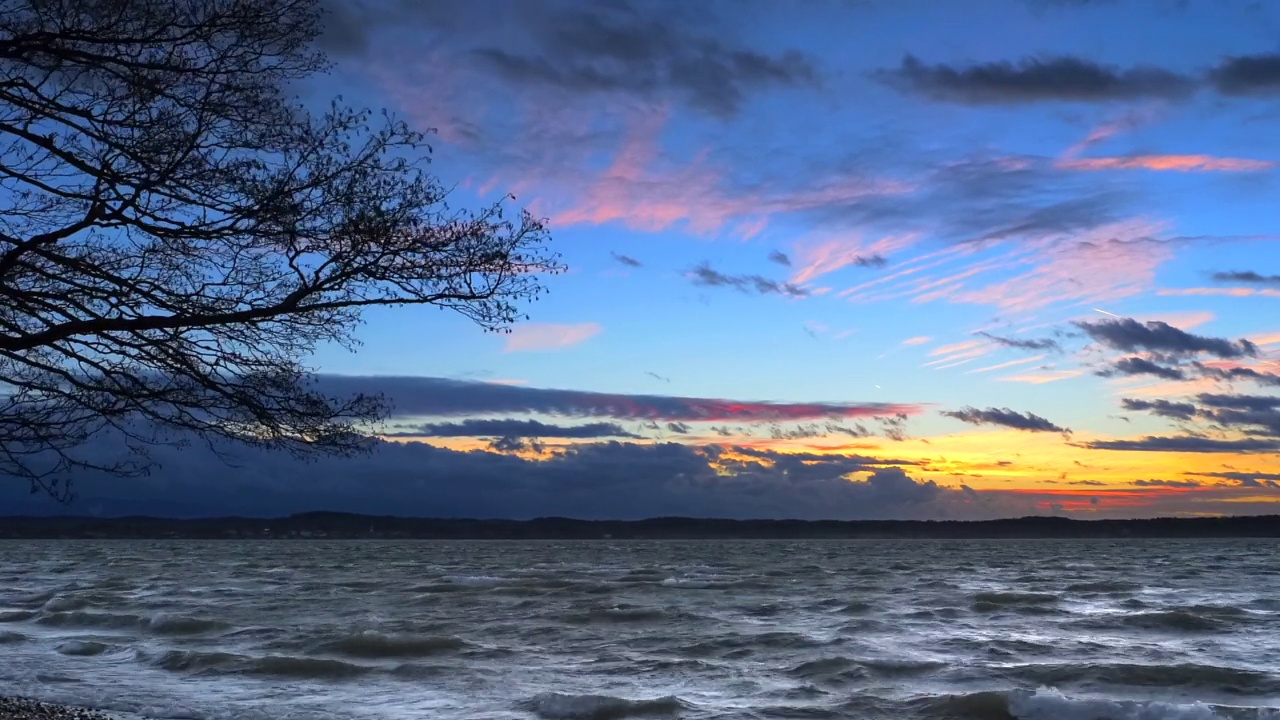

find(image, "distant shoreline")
[0,512,1278,539]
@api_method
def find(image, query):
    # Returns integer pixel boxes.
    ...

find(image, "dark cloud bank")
[0,430,999,521]
[314,376,920,423]
[877,52,1280,104]
[320,0,818,117]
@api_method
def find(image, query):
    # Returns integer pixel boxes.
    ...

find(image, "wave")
[42,595,92,612]
[441,575,505,586]
[1002,662,1280,694]
[912,688,1280,720]
[523,692,685,720]
[1008,687,1280,720]
[0,630,26,643]
[787,657,869,685]
[318,632,470,658]
[147,613,229,635]
[0,610,35,622]
[150,649,374,679]
[659,577,753,590]
[971,592,1060,611]
[911,689,1012,720]
[1066,580,1143,593]
[35,611,142,629]
[56,640,109,656]
[1073,610,1229,633]
[561,607,674,625]
[837,601,874,615]
[680,631,833,657]
[788,655,946,684]
[33,610,226,635]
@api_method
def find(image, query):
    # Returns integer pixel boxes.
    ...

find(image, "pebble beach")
[0,698,115,720]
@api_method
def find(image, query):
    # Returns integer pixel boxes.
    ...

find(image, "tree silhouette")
[0,0,562,499]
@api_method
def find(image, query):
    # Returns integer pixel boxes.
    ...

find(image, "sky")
[8,0,1280,520]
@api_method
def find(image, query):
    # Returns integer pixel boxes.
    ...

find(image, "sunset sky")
[10,0,1280,520]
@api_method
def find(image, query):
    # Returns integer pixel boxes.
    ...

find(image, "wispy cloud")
[504,323,603,352]
[1059,155,1275,173]
[966,355,1049,374]
[999,370,1086,384]
[976,331,1062,353]
[787,234,915,285]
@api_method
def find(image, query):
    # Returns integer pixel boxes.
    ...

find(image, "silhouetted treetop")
[0,0,562,499]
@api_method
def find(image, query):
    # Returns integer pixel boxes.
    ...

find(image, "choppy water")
[1,540,1279,720]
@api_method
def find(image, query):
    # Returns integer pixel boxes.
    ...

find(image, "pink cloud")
[944,220,1173,313]
[1059,155,1276,173]
[930,340,985,357]
[503,323,603,352]
[902,336,932,346]
[544,118,915,236]
[1159,287,1280,298]
[999,370,1085,384]
[966,355,1048,374]
[1058,108,1164,160]
[787,233,919,285]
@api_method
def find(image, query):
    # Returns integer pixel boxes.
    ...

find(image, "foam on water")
[1009,687,1280,720]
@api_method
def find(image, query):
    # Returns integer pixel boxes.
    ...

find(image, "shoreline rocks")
[0,697,116,720]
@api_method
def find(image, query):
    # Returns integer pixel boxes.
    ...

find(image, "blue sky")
[9,0,1280,519]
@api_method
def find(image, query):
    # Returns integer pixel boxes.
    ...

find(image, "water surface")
[1,539,1278,719]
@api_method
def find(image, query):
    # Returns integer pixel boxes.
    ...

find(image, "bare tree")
[0,0,562,500]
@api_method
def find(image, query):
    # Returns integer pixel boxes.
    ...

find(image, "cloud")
[1193,363,1280,387]
[386,419,640,439]
[503,322,603,352]
[1197,394,1280,411]
[1119,398,1198,421]
[1208,53,1280,96]
[468,2,819,117]
[998,370,1085,384]
[965,355,1048,375]
[1099,357,1187,381]
[976,331,1062,353]
[688,262,808,297]
[903,336,932,346]
[876,55,1195,105]
[1187,471,1280,488]
[1198,406,1280,439]
[941,406,1069,433]
[1213,271,1280,285]
[1133,478,1204,488]
[611,252,643,267]
[768,251,792,266]
[1081,436,1280,453]
[0,430,988,520]
[313,376,923,423]
[1075,318,1258,359]
[324,0,819,118]
[1058,155,1275,173]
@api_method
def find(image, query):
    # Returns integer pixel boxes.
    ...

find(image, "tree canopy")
[0,0,562,499]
